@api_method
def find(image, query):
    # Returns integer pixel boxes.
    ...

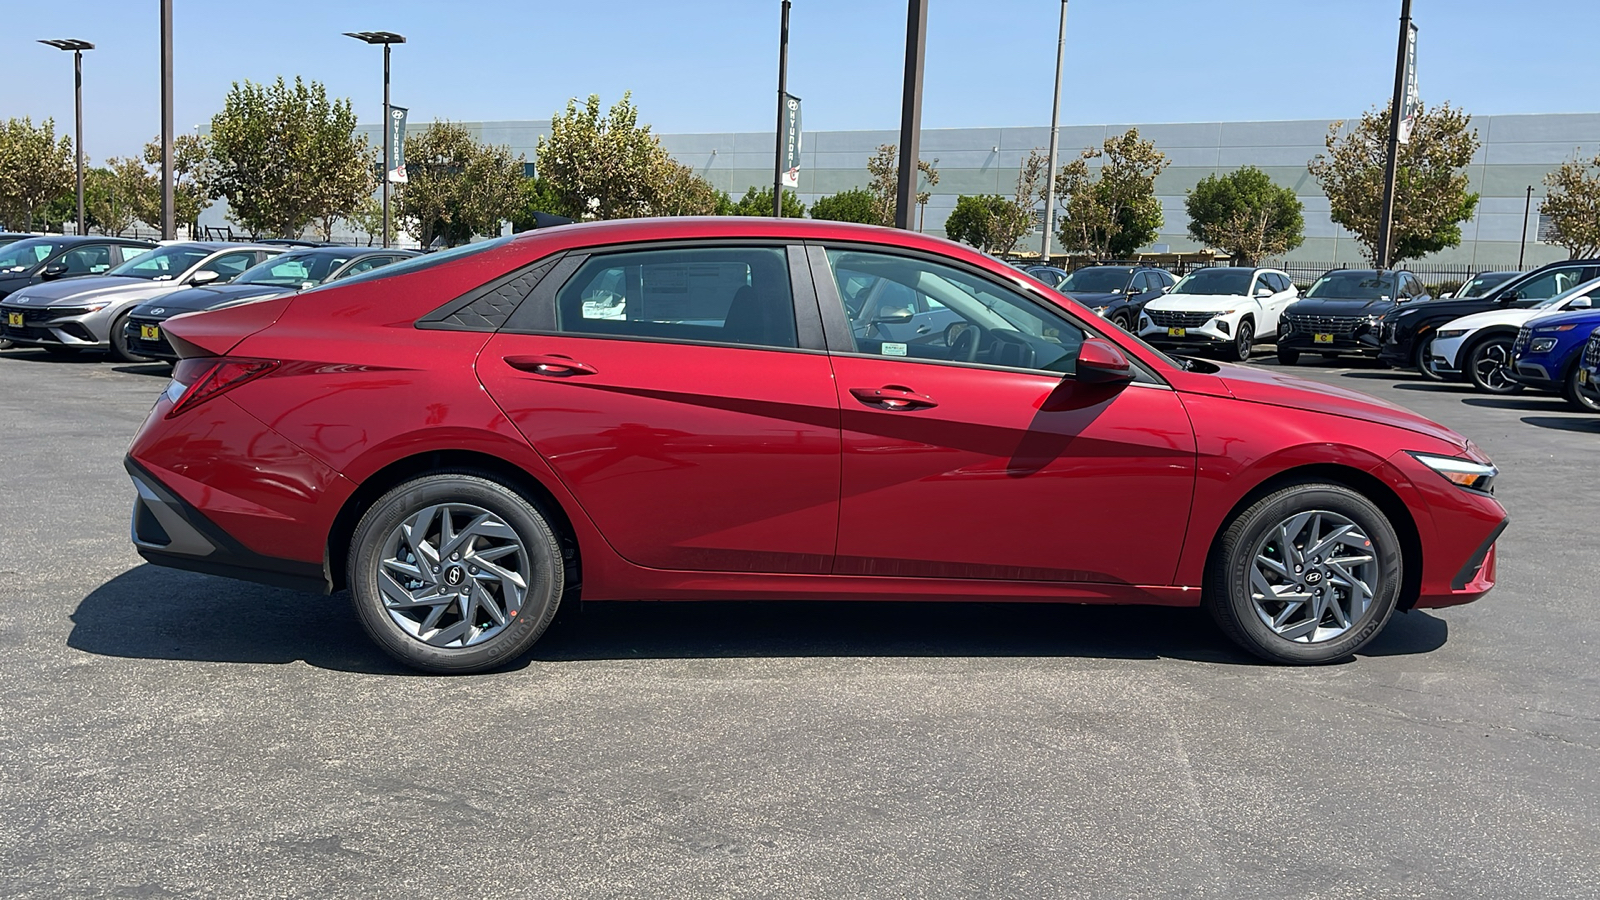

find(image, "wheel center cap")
[444,566,465,586]
[1304,570,1323,585]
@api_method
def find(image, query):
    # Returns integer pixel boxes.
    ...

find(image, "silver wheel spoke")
[377,501,533,649]
[1248,508,1381,645]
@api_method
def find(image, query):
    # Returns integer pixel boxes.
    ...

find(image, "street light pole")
[39,39,94,236]
[160,0,175,240]
[1040,1,1068,263]
[345,32,407,249]
[894,0,928,231]
[1375,0,1413,270]
[1519,184,1533,269]
[772,0,791,218]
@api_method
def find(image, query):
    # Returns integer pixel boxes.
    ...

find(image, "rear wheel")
[1465,335,1522,394]
[1222,319,1254,362]
[109,311,152,363]
[348,473,566,674]
[1415,335,1445,381]
[1204,482,1402,664]
[1562,364,1600,412]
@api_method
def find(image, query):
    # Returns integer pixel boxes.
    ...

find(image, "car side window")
[339,257,391,278]
[114,245,148,264]
[1266,273,1288,292]
[823,248,1088,376]
[196,251,260,284]
[59,244,114,275]
[555,246,797,350]
[1132,272,1152,292]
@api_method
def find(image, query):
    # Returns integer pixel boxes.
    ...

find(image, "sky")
[3,0,1595,165]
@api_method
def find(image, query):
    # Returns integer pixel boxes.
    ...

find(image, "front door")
[479,243,841,574]
[814,247,1197,586]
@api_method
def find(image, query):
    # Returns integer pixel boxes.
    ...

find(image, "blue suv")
[1510,308,1600,411]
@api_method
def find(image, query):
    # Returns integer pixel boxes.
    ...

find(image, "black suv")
[1030,264,1175,331]
[1379,259,1600,378]
[1277,269,1428,365]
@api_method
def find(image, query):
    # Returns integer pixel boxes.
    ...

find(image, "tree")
[810,188,880,224]
[347,194,386,246]
[1053,128,1169,259]
[396,120,526,248]
[651,158,726,216]
[944,195,1031,255]
[0,117,73,231]
[201,77,374,238]
[1309,101,1480,265]
[537,93,667,220]
[1540,154,1600,259]
[510,176,568,232]
[865,144,938,227]
[731,185,805,218]
[1185,166,1305,265]
[143,134,213,234]
[87,158,157,236]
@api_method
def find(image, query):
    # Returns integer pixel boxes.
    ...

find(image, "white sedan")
[1428,275,1600,381]
[1138,266,1297,362]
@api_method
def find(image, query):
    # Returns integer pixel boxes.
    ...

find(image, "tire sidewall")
[1236,320,1254,361]
[348,474,563,674]
[110,311,152,363]
[1214,484,1402,664]
[1565,363,1600,412]
[1468,336,1516,394]
[1415,335,1444,381]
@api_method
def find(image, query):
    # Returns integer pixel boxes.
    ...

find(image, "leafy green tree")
[201,77,374,238]
[510,176,573,231]
[1054,128,1169,259]
[88,158,157,236]
[537,93,667,219]
[396,120,526,248]
[652,158,726,216]
[1309,101,1480,265]
[810,188,880,224]
[1185,166,1305,265]
[143,134,213,234]
[731,185,805,218]
[944,195,1030,255]
[865,144,939,227]
[0,117,73,231]
[1540,154,1600,259]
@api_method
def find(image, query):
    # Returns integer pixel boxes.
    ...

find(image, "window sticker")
[881,342,908,357]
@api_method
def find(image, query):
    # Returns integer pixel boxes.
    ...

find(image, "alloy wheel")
[1471,339,1518,393]
[376,502,530,648]
[1248,510,1378,644]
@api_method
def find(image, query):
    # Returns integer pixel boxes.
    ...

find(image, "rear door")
[478,243,842,574]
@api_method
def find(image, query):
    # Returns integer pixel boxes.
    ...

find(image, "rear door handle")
[503,354,598,377]
[850,385,938,411]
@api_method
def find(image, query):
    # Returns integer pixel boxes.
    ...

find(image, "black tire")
[1415,335,1445,381]
[1111,311,1134,332]
[0,338,13,351]
[1465,335,1523,394]
[109,311,152,363]
[1561,364,1600,412]
[348,473,566,674]
[1221,319,1254,362]
[1204,482,1403,665]
[1275,346,1299,366]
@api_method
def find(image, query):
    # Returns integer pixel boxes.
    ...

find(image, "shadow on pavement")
[1462,395,1571,412]
[70,564,1450,673]
[1389,381,1475,394]
[112,362,174,377]
[1521,415,1600,433]
[0,347,108,364]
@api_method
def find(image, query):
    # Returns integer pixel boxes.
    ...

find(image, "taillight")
[165,357,279,417]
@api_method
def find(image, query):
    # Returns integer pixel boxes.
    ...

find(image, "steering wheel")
[946,322,982,362]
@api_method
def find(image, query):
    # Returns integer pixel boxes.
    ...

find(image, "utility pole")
[345,32,406,248]
[1040,1,1068,263]
[772,0,791,217]
[1518,184,1533,269]
[39,40,94,236]
[1375,0,1413,270]
[160,0,175,240]
[894,0,928,230]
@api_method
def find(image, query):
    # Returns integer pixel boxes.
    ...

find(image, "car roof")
[3,234,153,246]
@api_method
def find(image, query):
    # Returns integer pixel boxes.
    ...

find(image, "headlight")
[1410,452,1497,493]
[1435,329,1468,339]
[1530,338,1558,353]
[1092,306,1108,317]
[1213,309,1236,317]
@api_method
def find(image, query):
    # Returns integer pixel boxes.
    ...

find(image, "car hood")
[1205,362,1468,449]
[130,283,289,317]
[1437,307,1539,332]
[1146,294,1248,312]
[1063,291,1124,307]
[1388,297,1495,326]
[1525,307,1600,330]
[3,275,177,306]
[1287,297,1399,316]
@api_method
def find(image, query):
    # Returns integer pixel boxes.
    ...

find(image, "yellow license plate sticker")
[139,324,161,341]
[1313,333,1335,344]
[1167,327,1186,337]
[5,312,20,327]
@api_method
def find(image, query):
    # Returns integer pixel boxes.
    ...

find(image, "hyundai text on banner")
[781,94,802,188]
[388,106,409,183]
[1397,23,1419,144]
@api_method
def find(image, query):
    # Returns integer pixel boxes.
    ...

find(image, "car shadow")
[1340,370,1420,381]
[70,565,1449,673]
[0,347,108,364]
[112,362,174,377]
[1462,396,1571,411]
[1389,381,1476,394]
[1521,415,1600,433]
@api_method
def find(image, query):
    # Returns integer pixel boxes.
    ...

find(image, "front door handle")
[503,354,598,377]
[850,385,938,411]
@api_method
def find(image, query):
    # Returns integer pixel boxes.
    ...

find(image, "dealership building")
[338,113,1600,268]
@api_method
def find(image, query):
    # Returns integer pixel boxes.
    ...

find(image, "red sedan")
[126,218,1507,673]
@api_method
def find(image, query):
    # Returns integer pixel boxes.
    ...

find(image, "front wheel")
[348,473,566,674]
[1222,320,1254,362]
[109,311,153,363]
[1465,336,1522,394]
[1204,482,1402,664]
[1111,311,1134,332]
[1562,365,1600,412]
[1415,335,1445,381]
[1276,346,1299,366]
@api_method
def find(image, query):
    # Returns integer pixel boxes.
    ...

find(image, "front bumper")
[0,304,115,349]
[123,315,178,360]
[1277,332,1383,356]
[1508,358,1559,390]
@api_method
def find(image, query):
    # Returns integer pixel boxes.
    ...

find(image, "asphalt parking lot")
[1,346,1597,899]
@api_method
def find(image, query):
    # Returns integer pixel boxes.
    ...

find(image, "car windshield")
[1532,275,1600,309]
[0,239,67,272]
[1058,267,1132,293]
[108,245,212,280]
[1170,268,1252,296]
[1457,272,1516,298]
[1304,271,1395,300]
[235,252,353,287]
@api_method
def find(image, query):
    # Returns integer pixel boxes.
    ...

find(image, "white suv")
[1138,266,1298,362]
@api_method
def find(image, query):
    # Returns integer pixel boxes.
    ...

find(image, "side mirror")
[1255,287,1273,298]
[189,269,221,285]
[871,310,914,325]
[39,262,69,280]
[1076,338,1136,386]
[1570,295,1593,309]
[1499,290,1522,303]
[1439,292,1454,299]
